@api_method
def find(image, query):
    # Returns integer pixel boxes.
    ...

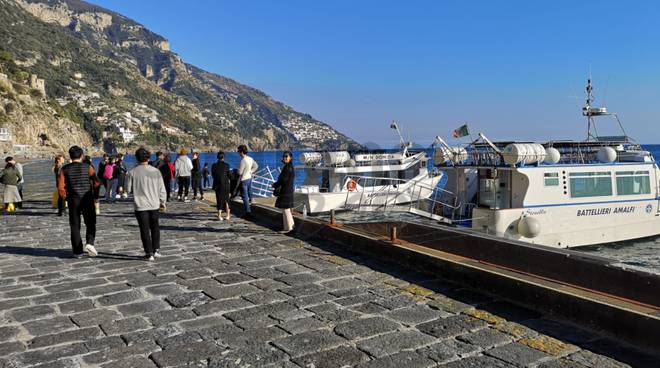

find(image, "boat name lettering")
[355,153,400,161]
[526,209,547,216]
[576,206,636,217]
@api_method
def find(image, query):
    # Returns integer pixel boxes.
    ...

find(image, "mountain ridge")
[0,0,359,155]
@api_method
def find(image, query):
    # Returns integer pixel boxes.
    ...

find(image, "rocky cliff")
[0,0,359,155]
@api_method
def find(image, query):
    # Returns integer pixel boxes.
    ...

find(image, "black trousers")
[177,176,190,198]
[192,174,203,198]
[57,194,65,215]
[135,210,160,255]
[68,193,96,254]
[162,177,171,202]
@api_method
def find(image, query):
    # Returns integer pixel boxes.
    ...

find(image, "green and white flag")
[452,123,469,138]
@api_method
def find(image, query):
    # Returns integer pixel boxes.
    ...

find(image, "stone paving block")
[30,357,81,368]
[57,299,94,314]
[8,305,56,322]
[166,292,212,308]
[275,272,322,286]
[357,351,436,368]
[150,340,226,367]
[443,354,516,368]
[222,326,289,348]
[427,295,474,314]
[44,279,107,294]
[417,339,481,364]
[122,326,181,346]
[417,315,488,339]
[196,323,243,341]
[321,277,368,291]
[117,299,171,317]
[83,340,160,364]
[234,314,279,329]
[243,290,290,305]
[537,359,591,368]
[27,326,103,349]
[334,292,379,307]
[356,330,436,358]
[294,345,370,368]
[485,342,550,367]
[242,267,287,280]
[375,295,418,310]
[84,336,126,353]
[179,315,232,331]
[280,283,327,297]
[279,317,328,334]
[147,308,197,326]
[0,299,30,311]
[0,341,26,356]
[17,342,87,366]
[251,279,288,291]
[291,292,336,309]
[3,287,44,299]
[350,302,389,315]
[224,302,297,322]
[214,273,255,285]
[0,326,20,343]
[101,356,158,368]
[334,316,401,340]
[24,316,76,335]
[100,316,151,335]
[71,309,123,327]
[96,289,145,306]
[177,268,214,280]
[193,298,254,316]
[457,328,513,350]
[157,332,204,349]
[32,291,81,305]
[273,329,345,358]
[145,283,186,296]
[81,283,131,297]
[208,343,289,367]
[270,307,314,322]
[330,287,367,298]
[568,350,633,368]
[384,305,448,326]
[203,283,261,300]
[309,305,361,323]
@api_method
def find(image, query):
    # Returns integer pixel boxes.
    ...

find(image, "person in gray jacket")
[127,148,167,261]
[174,148,193,202]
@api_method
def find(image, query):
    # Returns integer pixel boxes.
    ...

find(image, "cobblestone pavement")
[0,161,656,367]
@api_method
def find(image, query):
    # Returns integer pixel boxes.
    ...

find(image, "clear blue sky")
[93,0,660,146]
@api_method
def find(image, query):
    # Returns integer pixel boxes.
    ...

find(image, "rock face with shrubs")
[0,0,360,154]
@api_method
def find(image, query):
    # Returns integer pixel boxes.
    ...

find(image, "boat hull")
[472,199,660,248]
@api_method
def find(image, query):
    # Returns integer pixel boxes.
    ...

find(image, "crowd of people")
[6,144,296,261]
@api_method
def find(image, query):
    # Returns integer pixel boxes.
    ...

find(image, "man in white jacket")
[174,148,193,202]
[237,145,258,217]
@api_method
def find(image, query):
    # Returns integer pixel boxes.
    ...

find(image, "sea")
[96,145,660,275]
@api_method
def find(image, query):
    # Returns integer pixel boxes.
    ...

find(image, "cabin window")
[569,172,612,198]
[544,173,559,186]
[616,171,651,196]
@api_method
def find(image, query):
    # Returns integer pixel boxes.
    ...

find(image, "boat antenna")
[390,121,409,154]
[584,78,598,141]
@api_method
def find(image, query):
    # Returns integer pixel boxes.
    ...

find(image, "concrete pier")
[0,160,657,367]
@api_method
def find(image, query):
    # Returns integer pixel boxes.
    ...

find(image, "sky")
[92,0,660,146]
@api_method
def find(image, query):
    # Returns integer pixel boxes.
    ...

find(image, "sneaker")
[145,255,155,261]
[95,203,100,215]
[154,250,162,258]
[184,197,190,203]
[84,244,97,257]
[121,193,128,199]
[177,195,181,201]
[73,253,84,259]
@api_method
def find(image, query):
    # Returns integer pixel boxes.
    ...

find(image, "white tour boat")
[294,123,444,214]
[432,79,660,248]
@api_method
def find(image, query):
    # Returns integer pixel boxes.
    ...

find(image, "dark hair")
[102,153,108,159]
[237,145,248,154]
[203,162,208,167]
[135,147,150,163]
[5,156,13,163]
[68,146,84,160]
[217,151,225,160]
[83,155,92,165]
[156,151,163,158]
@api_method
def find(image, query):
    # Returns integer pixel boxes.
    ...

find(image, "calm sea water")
[101,145,660,274]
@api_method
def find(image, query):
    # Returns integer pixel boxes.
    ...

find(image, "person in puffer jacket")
[174,148,193,202]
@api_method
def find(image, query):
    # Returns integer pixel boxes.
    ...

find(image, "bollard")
[390,226,397,242]
[330,209,337,226]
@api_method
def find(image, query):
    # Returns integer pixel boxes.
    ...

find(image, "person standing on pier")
[97,154,109,200]
[191,151,204,200]
[237,145,258,218]
[7,157,24,208]
[273,151,295,233]
[202,163,210,189]
[127,148,167,261]
[1,157,22,211]
[52,154,66,216]
[212,151,231,221]
[57,146,100,258]
[175,148,193,202]
[83,155,101,215]
[153,151,173,202]
[103,156,118,203]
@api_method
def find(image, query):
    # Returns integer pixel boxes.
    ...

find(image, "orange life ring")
[346,179,357,192]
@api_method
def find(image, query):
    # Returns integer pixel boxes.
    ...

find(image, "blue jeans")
[106,178,118,201]
[241,179,252,213]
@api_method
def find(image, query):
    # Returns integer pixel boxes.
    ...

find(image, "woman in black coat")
[273,151,295,233]
[211,151,231,221]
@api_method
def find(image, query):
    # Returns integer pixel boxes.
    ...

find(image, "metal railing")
[251,166,279,198]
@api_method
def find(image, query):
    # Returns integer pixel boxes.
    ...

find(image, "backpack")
[103,164,114,180]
